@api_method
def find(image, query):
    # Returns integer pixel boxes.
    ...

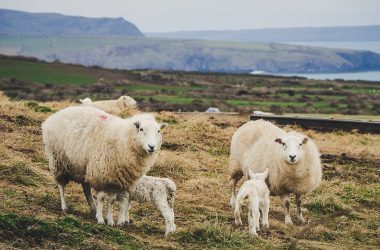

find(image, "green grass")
[0,59,97,85]
[151,95,195,104]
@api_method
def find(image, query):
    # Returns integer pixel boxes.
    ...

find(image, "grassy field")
[0,99,379,249]
[1,56,380,115]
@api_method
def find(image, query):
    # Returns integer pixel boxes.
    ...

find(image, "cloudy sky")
[1,0,379,32]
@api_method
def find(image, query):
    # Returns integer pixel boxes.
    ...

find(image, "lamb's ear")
[134,121,141,129]
[262,168,269,180]
[275,138,284,145]
[248,169,255,179]
[159,123,168,129]
[302,137,309,145]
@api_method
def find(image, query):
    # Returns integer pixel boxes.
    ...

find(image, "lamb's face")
[121,96,137,106]
[274,135,308,164]
[134,120,168,154]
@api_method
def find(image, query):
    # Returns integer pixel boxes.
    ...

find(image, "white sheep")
[80,96,137,115]
[104,175,176,236]
[229,119,322,225]
[234,169,270,236]
[42,106,167,224]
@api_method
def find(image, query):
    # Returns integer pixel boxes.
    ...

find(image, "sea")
[255,41,380,82]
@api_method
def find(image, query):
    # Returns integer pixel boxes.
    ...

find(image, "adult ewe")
[229,120,321,224]
[104,175,176,235]
[80,96,137,115]
[42,106,167,222]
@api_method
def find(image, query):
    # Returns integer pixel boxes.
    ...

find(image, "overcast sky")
[1,0,379,32]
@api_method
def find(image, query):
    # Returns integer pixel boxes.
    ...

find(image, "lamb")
[79,96,137,115]
[104,175,176,236]
[229,119,322,225]
[234,169,270,236]
[41,106,167,225]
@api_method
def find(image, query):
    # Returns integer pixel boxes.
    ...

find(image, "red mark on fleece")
[99,114,108,121]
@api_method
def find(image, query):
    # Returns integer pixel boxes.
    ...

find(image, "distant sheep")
[234,169,270,236]
[42,106,167,224]
[106,175,176,236]
[229,120,322,224]
[80,96,137,115]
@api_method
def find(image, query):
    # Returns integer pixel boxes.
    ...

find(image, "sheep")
[104,175,176,236]
[234,169,270,236]
[79,96,137,115]
[229,119,322,225]
[41,106,167,224]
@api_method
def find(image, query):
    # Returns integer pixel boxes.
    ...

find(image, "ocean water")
[278,41,380,82]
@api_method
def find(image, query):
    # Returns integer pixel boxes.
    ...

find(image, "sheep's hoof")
[297,216,307,224]
[107,221,115,227]
[97,218,105,225]
[262,223,269,229]
[116,219,126,226]
[235,219,242,226]
[285,216,293,225]
[249,230,258,237]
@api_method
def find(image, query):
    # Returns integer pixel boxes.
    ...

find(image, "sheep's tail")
[164,179,177,207]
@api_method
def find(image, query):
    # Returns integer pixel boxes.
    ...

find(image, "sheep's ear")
[159,123,168,129]
[262,168,269,180]
[302,137,309,145]
[134,121,141,129]
[248,169,255,179]
[275,138,284,145]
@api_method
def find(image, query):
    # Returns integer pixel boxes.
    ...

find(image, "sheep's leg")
[170,208,176,232]
[155,199,175,236]
[255,208,260,232]
[117,191,129,225]
[229,169,243,208]
[296,194,306,223]
[106,193,117,226]
[82,182,97,216]
[234,202,243,226]
[96,191,106,224]
[58,183,68,212]
[281,194,293,225]
[260,199,270,229]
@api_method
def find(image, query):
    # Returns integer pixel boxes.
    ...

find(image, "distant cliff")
[0,9,144,37]
[148,26,380,42]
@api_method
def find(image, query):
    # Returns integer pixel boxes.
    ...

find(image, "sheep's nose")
[289,155,296,160]
[148,144,156,150]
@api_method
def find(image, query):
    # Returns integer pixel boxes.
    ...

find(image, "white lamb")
[80,96,137,115]
[42,106,167,225]
[234,169,270,236]
[229,119,322,225]
[105,175,176,236]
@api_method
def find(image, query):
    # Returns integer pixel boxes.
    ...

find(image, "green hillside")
[0,55,380,115]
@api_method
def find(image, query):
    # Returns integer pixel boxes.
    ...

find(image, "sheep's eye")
[299,143,302,146]
[139,128,143,132]
[158,130,160,133]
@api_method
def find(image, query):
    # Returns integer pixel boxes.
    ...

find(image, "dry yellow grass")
[0,101,379,249]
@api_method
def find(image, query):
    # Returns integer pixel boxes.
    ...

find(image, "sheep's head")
[274,135,308,164]
[134,120,168,154]
[248,168,269,181]
[120,96,137,107]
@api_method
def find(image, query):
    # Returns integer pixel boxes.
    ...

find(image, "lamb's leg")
[229,169,243,208]
[170,208,176,232]
[117,191,129,225]
[57,183,68,212]
[248,210,258,236]
[234,202,243,226]
[82,182,96,216]
[106,193,117,226]
[155,199,175,236]
[255,208,260,232]
[281,194,293,225]
[96,191,106,224]
[296,194,306,223]
[260,199,270,229]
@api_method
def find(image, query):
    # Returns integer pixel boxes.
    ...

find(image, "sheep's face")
[120,96,137,107]
[134,120,168,154]
[274,135,308,164]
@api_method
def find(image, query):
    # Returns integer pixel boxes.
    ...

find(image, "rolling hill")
[0,9,144,37]
[1,36,380,74]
